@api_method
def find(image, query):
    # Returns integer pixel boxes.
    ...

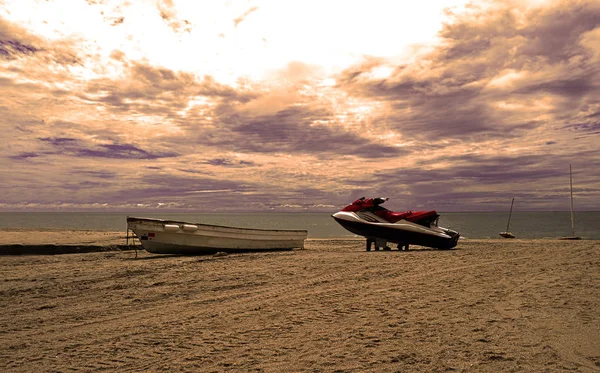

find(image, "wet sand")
[1,230,599,372]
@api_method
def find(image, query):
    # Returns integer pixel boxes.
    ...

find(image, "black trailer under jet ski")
[332,197,460,251]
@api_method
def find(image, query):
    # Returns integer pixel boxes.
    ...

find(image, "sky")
[0,0,599,212]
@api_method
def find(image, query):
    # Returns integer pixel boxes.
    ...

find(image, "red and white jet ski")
[332,197,460,251]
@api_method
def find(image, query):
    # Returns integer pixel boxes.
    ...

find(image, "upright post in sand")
[560,164,581,240]
[569,164,575,238]
[125,222,138,257]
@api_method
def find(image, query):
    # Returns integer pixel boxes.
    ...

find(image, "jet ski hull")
[333,211,459,250]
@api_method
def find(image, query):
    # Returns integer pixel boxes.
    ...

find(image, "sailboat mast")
[506,197,514,232]
[569,164,575,237]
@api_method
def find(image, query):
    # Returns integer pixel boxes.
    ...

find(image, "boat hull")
[332,211,459,250]
[499,232,515,239]
[127,217,307,255]
[559,236,581,240]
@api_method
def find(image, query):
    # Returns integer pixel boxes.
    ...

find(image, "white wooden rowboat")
[127,217,308,255]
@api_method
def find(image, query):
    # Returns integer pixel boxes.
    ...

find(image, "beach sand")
[1,230,599,372]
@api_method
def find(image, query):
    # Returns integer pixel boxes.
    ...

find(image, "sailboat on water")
[559,164,581,240]
[499,197,516,238]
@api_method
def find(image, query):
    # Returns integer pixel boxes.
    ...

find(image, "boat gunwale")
[126,216,308,234]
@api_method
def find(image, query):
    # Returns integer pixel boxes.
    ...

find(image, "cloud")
[0,39,39,59]
[110,16,125,26]
[73,170,118,179]
[77,143,178,159]
[0,17,82,69]
[203,158,255,167]
[77,58,401,159]
[234,6,259,28]
[0,19,42,59]
[9,152,40,160]
[157,0,192,33]
[84,173,261,210]
[1,0,599,212]
[10,137,180,160]
[336,0,600,142]
[194,104,402,158]
[83,61,256,117]
[366,150,600,211]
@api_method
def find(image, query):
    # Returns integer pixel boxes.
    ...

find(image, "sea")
[1,211,599,240]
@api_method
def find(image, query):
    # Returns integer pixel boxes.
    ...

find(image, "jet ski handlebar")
[342,197,389,212]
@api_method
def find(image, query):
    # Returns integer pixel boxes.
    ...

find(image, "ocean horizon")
[1,211,599,240]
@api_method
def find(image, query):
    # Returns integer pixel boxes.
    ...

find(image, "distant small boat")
[499,197,516,239]
[559,164,581,240]
[127,217,308,255]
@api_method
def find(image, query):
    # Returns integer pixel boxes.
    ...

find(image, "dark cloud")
[37,137,178,159]
[363,151,600,211]
[142,174,244,194]
[337,64,498,140]
[0,17,81,65]
[336,0,600,141]
[0,18,42,59]
[9,152,42,160]
[97,174,250,207]
[568,121,600,134]
[395,154,562,184]
[0,39,39,59]
[87,168,344,211]
[514,78,595,98]
[63,180,106,190]
[73,170,118,179]
[203,158,256,167]
[438,1,600,67]
[84,63,256,115]
[203,106,401,158]
[516,1,600,63]
[80,144,178,159]
[177,168,211,175]
[39,137,77,146]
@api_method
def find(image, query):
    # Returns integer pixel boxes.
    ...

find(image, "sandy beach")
[1,230,599,372]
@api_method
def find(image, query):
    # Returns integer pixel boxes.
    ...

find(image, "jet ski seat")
[373,210,412,223]
[374,209,439,224]
[406,210,440,225]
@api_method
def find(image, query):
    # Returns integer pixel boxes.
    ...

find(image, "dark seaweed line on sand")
[0,244,139,255]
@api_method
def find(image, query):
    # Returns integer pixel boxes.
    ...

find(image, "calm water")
[1,211,599,239]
